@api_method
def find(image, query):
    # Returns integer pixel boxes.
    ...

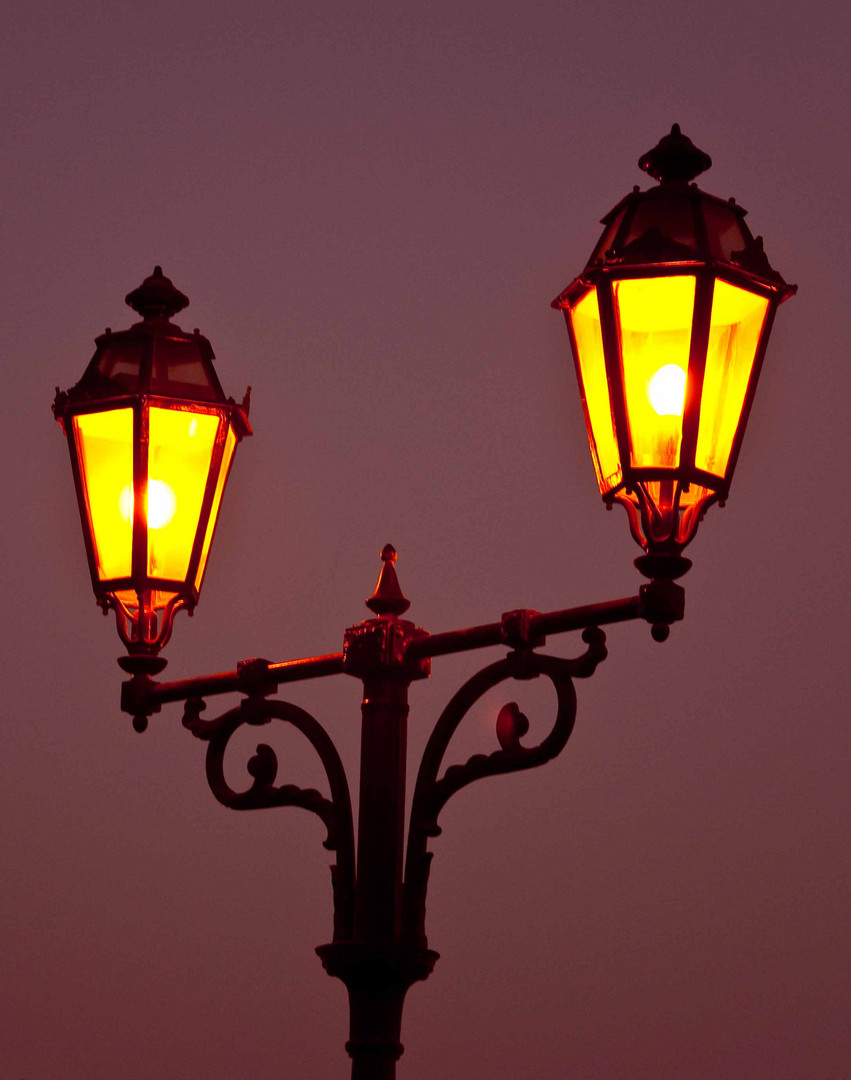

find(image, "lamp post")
[52,128,794,1079]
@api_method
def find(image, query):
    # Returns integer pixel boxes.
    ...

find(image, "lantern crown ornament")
[53,268,251,661]
[553,125,796,580]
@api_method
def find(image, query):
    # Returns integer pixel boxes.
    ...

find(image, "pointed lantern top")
[638,124,712,184]
[366,544,411,616]
[125,266,189,321]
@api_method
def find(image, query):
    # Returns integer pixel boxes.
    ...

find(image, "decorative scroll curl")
[403,628,607,943]
[183,696,355,939]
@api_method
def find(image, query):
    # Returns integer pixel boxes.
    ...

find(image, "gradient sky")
[2,2,849,1078]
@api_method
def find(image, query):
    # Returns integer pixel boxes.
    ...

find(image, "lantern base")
[118,654,169,677]
[634,552,692,581]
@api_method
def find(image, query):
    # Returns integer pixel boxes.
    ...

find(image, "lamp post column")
[354,675,411,945]
[318,547,437,1080]
[344,676,416,1080]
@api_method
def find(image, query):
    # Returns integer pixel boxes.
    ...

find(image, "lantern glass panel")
[151,338,219,401]
[619,197,696,254]
[195,424,237,591]
[613,275,696,470]
[146,406,220,581]
[695,280,769,478]
[569,287,620,493]
[703,202,748,262]
[73,407,134,580]
[96,342,144,392]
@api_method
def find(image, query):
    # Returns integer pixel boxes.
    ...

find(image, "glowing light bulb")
[647,364,686,416]
[119,479,177,529]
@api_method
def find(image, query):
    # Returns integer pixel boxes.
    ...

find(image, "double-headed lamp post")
[52,127,794,1078]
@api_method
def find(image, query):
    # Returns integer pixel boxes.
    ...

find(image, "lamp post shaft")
[355,676,409,944]
[316,600,436,1080]
[346,964,409,1080]
[324,670,436,1080]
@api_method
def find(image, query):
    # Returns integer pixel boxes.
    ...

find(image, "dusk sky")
[2,2,849,1078]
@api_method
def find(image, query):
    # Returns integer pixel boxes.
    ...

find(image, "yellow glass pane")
[696,280,768,477]
[195,425,237,591]
[73,408,134,580]
[147,407,219,581]
[614,276,696,472]
[569,288,621,492]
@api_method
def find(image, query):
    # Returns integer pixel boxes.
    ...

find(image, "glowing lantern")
[553,126,796,576]
[53,268,251,655]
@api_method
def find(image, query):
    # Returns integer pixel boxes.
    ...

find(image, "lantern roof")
[637,123,712,183]
[59,268,249,424]
[125,265,189,320]
[553,125,796,309]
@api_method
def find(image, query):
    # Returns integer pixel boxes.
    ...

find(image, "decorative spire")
[125,266,190,321]
[638,124,712,184]
[366,544,411,616]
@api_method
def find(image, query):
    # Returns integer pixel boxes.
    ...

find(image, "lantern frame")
[53,268,251,655]
[552,126,796,568]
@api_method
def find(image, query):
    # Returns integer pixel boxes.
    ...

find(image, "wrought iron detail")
[403,629,608,943]
[110,591,188,655]
[183,696,356,939]
[612,480,720,556]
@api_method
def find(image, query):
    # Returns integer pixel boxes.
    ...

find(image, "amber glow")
[647,363,686,416]
[569,288,620,492]
[73,404,225,592]
[119,479,177,530]
[195,425,237,591]
[147,407,219,580]
[696,280,768,477]
[73,408,134,580]
[614,276,695,470]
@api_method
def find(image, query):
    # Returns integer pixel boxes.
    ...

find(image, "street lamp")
[52,128,794,1079]
[553,125,795,583]
[52,267,251,660]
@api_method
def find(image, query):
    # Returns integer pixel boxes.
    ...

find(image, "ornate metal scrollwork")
[183,696,356,940]
[403,627,608,943]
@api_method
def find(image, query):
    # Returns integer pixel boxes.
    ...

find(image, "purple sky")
[2,2,849,1077]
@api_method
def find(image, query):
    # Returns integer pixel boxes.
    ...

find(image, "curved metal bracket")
[403,628,607,943]
[183,696,356,940]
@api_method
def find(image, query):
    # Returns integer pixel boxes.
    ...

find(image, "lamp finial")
[366,544,411,616]
[125,267,190,321]
[638,125,712,184]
